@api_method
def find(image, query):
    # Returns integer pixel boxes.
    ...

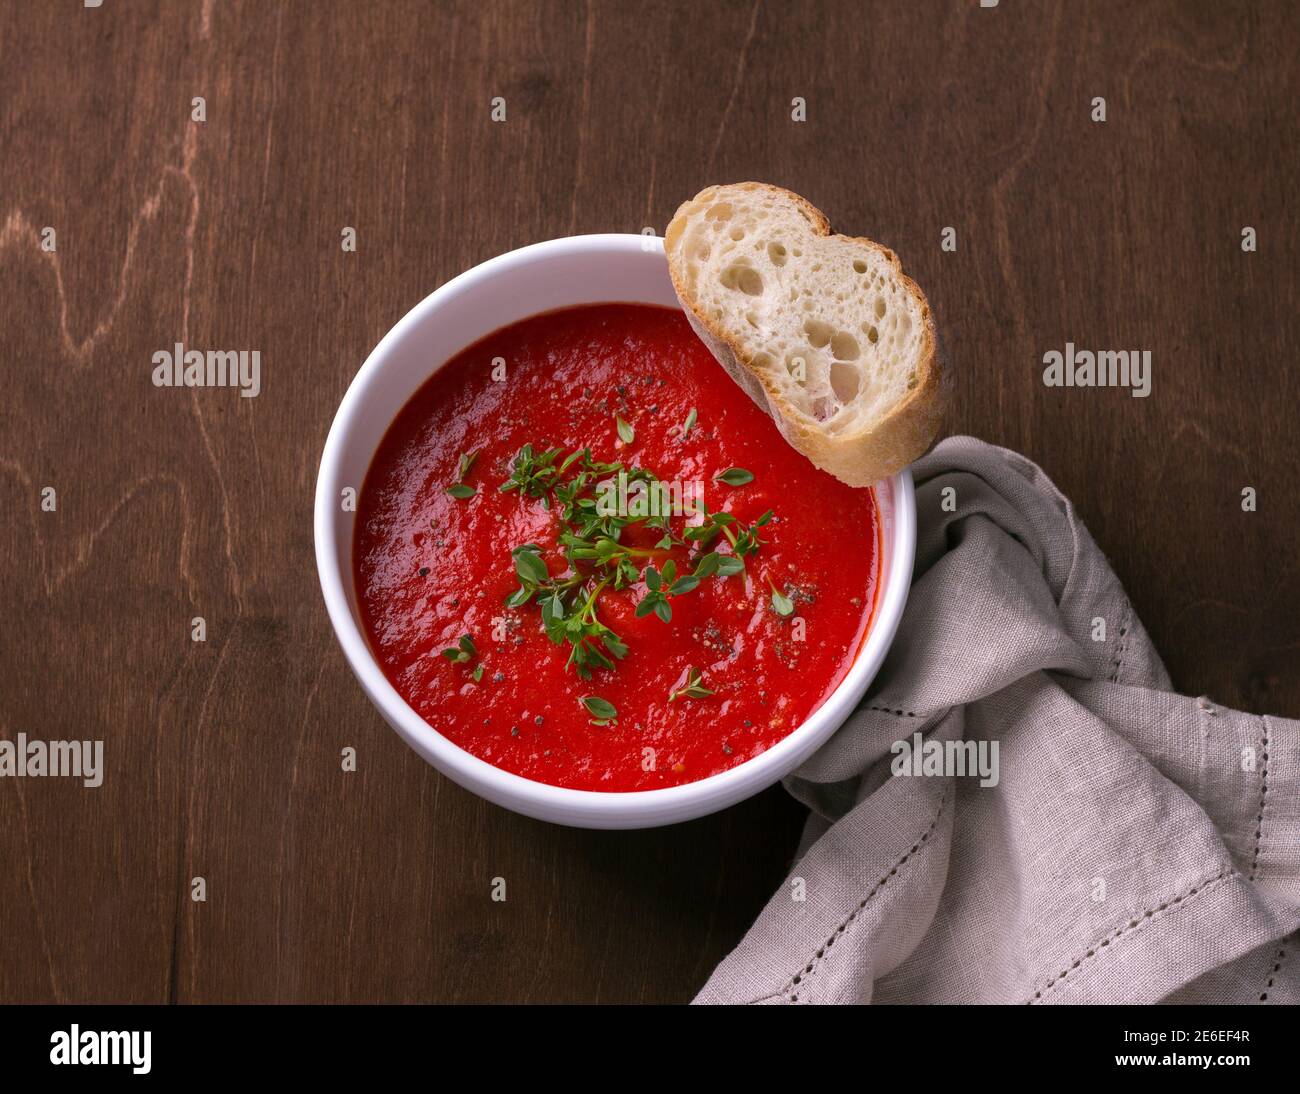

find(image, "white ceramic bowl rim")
[314,234,915,827]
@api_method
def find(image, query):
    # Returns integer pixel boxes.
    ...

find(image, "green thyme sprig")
[635,560,695,623]
[683,505,772,560]
[497,442,774,682]
[446,449,480,499]
[440,633,484,681]
[668,666,713,702]
[499,444,563,507]
[504,545,627,679]
[769,582,795,617]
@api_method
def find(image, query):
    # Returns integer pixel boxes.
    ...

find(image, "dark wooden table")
[2,0,1296,1004]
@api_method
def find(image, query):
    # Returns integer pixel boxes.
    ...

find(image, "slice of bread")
[664,182,944,487]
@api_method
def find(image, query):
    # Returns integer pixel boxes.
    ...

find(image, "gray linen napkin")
[696,436,1300,1005]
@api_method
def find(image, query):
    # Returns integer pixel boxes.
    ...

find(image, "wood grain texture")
[0,0,1295,1003]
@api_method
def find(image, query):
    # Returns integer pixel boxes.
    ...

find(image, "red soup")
[355,303,880,791]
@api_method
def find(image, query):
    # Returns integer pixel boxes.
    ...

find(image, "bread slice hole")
[803,318,834,348]
[874,297,887,319]
[720,264,764,296]
[830,332,860,361]
[830,361,860,403]
[729,226,745,241]
[810,394,840,422]
[852,259,867,274]
[767,241,788,267]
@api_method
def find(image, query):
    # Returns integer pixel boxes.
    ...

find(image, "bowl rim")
[314,233,915,826]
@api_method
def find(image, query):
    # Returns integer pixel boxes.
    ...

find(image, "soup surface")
[354,303,879,791]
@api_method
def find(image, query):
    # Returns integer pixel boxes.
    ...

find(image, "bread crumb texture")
[666,183,943,486]
[668,184,927,430]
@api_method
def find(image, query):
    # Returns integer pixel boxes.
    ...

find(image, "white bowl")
[314,234,915,829]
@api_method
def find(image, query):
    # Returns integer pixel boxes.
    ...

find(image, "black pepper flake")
[510,726,519,737]
[418,567,429,577]
[534,715,544,726]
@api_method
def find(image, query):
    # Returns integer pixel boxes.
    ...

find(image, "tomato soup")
[354,304,879,791]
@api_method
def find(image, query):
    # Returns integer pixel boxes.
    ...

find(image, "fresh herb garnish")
[456,450,479,481]
[582,695,618,725]
[682,407,697,437]
[616,415,635,445]
[442,634,487,680]
[683,506,770,562]
[636,562,675,623]
[715,466,754,486]
[692,550,745,578]
[544,578,628,677]
[669,666,714,702]
[682,509,735,546]
[733,510,773,557]
[447,450,480,499]
[501,538,629,678]
[499,444,563,508]
[511,543,550,587]
[441,633,479,666]
[497,442,777,683]
[440,633,477,662]
[769,583,795,617]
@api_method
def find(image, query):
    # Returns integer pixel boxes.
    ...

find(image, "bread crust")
[665,182,946,488]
